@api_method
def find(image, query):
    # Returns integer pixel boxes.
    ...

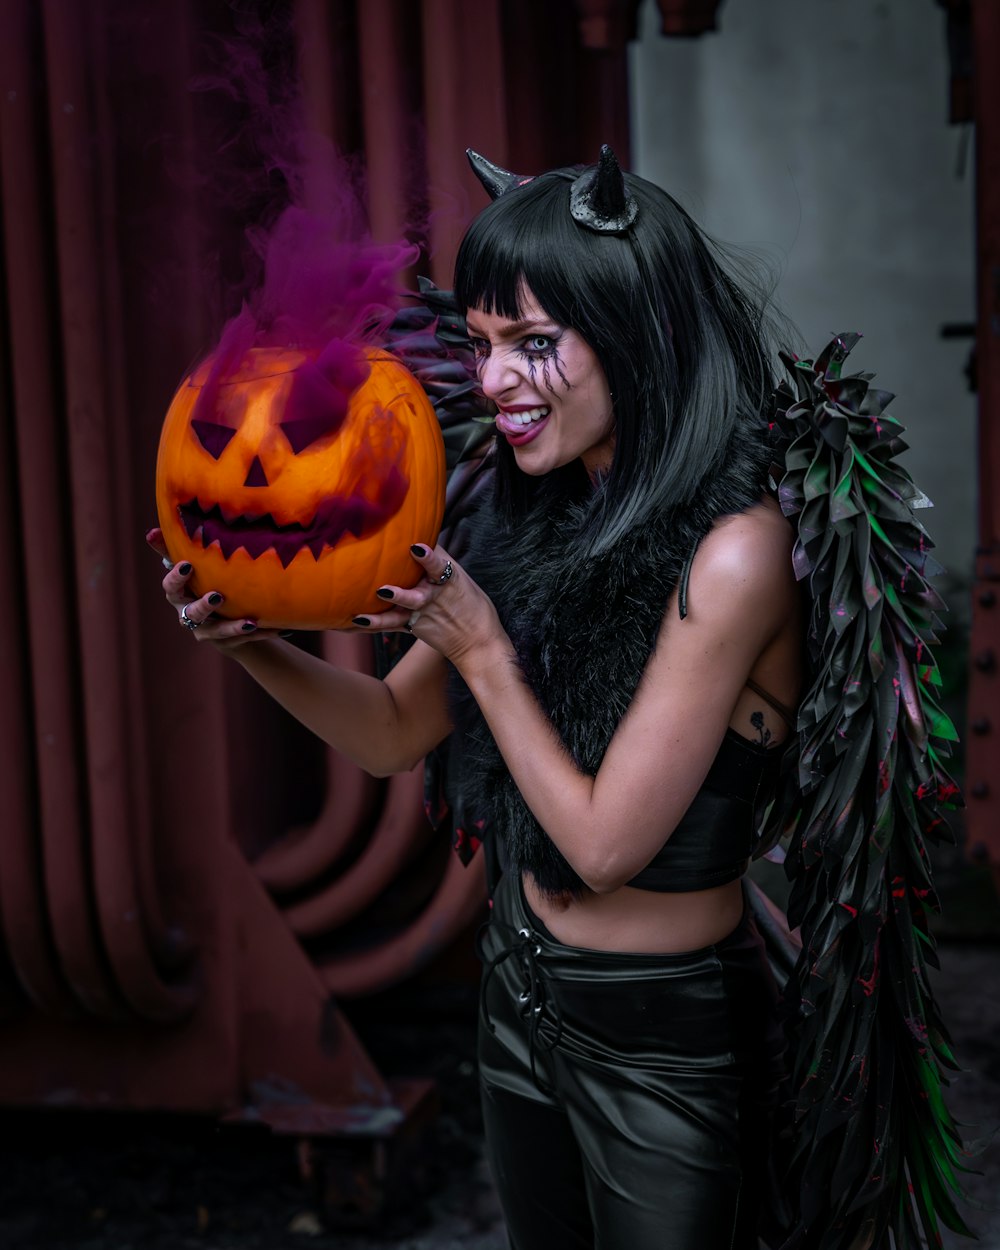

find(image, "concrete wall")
[630,0,977,597]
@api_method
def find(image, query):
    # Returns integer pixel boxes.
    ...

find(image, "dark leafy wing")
[761,334,970,1249]
[380,278,495,565]
[382,277,495,491]
[377,283,495,864]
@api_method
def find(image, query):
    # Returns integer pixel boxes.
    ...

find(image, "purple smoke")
[187,8,419,429]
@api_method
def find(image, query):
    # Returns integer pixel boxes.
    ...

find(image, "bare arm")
[372,507,797,892]
[150,529,452,778]
[231,638,452,777]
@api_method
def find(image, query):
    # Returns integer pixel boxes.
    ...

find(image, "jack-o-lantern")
[155,345,446,629]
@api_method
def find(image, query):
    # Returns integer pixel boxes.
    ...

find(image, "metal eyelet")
[518,928,531,939]
[518,990,531,1003]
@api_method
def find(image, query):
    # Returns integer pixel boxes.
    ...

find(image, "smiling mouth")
[497,405,550,427]
[177,476,407,567]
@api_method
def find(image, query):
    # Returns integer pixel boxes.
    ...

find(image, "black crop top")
[625,727,785,892]
[621,543,796,893]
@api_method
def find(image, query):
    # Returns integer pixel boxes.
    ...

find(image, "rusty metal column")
[421,0,508,286]
[652,0,723,35]
[966,0,1000,877]
[572,0,641,166]
[357,0,421,264]
[0,0,82,1018]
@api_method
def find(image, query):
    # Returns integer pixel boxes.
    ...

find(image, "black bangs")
[454,170,595,325]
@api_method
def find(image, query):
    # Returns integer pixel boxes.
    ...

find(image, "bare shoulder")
[685,498,796,624]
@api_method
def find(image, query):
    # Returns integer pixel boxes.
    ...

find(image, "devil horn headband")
[466,144,639,235]
[465,149,532,199]
[569,145,639,234]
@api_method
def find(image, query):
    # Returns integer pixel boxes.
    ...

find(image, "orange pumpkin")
[155,345,446,629]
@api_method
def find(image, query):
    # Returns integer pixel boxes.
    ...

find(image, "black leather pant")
[476,872,785,1250]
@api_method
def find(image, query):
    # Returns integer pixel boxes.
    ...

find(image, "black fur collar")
[451,424,771,896]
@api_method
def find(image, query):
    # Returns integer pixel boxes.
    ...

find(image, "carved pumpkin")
[155,345,445,629]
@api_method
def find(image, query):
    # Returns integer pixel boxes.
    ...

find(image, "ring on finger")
[405,611,421,633]
[180,604,201,631]
[434,561,454,585]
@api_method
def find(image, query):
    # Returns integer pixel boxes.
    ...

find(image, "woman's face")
[465,286,615,479]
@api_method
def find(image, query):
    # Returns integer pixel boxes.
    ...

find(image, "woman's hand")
[145,527,285,650]
[351,542,509,673]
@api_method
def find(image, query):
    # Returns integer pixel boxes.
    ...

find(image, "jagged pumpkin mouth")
[177,474,409,567]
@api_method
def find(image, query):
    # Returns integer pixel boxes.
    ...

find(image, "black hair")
[453,165,785,555]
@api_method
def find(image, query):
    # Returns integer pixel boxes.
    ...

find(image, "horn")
[569,145,639,234]
[466,149,533,201]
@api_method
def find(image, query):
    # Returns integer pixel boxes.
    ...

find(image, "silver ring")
[405,611,421,633]
[434,561,454,585]
[180,605,200,631]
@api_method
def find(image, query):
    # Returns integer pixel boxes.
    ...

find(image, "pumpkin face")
[155,346,445,629]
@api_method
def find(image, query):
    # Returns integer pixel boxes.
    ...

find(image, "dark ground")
[1,882,997,1250]
[0,979,507,1250]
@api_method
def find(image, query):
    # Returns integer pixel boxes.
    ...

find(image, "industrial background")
[0,0,997,1247]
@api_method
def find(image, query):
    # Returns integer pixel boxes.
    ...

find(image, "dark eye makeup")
[468,332,561,362]
[518,334,558,360]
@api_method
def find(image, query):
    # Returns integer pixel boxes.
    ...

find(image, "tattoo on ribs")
[750,710,772,748]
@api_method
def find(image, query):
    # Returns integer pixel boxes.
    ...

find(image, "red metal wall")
[0,0,652,1132]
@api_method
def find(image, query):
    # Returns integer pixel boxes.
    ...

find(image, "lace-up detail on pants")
[477,920,563,1094]
[475,871,787,1250]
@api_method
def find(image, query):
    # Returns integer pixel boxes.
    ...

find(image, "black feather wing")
[761,334,970,1249]
[378,282,495,862]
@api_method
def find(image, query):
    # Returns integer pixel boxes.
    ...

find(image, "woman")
[157,148,800,1249]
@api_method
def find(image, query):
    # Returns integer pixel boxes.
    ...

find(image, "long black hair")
[453,164,784,556]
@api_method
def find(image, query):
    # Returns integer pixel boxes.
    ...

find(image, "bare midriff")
[522,874,746,955]
[521,682,795,954]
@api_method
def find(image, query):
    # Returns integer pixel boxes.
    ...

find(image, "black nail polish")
[376,587,394,600]
[241,621,257,632]
[208,592,223,606]
[352,615,371,627]
[279,630,294,638]
[410,544,427,557]
[178,562,192,576]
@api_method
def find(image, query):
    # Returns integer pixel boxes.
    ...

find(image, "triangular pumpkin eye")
[192,419,237,459]
[279,415,339,454]
[278,362,351,453]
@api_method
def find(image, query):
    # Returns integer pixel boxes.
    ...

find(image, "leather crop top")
[625,726,785,892]
[619,547,796,892]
